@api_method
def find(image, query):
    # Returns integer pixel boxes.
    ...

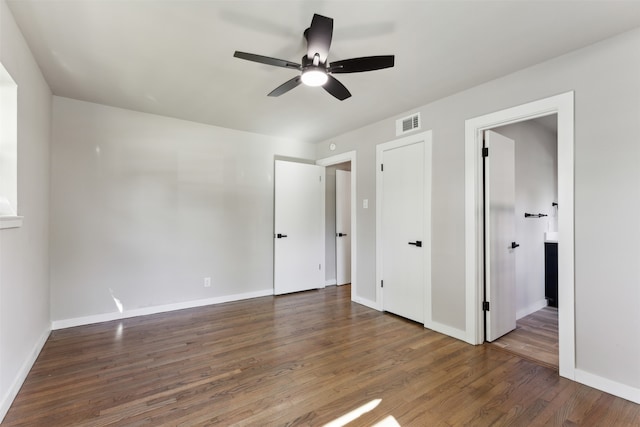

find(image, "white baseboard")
[516,298,548,320]
[52,289,274,330]
[575,369,640,404]
[325,279,337,286]
[0,326,51,423]
[425,320,469,343]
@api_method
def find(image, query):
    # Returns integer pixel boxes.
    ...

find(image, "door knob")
[511,242,520,249]
[276,233,288,239]
[408,241,422,247]
[336,232,348,237]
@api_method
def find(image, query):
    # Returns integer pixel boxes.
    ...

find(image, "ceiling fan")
[233,14,395,101]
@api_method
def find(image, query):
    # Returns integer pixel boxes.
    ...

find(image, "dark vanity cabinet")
[545,242,558,308]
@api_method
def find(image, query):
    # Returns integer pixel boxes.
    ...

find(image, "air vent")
[396,112,421,136]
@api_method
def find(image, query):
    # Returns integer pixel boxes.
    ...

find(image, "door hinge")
[380,164,384,172]
[319,175,322,182]
[381,280,384,288]
[483,301,490,311]
[319,263,322,270]
[482,147,489,157]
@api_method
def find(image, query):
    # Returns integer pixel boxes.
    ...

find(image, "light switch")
[363,199,368,209]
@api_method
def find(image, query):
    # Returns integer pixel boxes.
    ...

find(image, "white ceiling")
[7,0,640,143]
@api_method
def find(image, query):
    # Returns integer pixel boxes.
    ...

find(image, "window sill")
[0,215,23,229]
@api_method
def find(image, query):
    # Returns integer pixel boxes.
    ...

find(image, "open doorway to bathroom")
[486,114,559,369]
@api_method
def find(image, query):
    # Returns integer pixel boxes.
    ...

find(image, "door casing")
[316,152,358,304]
[464,92,575,380]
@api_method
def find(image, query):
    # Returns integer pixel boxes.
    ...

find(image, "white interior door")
[381,142,425,323]
[485,130,517,341]
[335,170,351,286]
[274,160,325,295]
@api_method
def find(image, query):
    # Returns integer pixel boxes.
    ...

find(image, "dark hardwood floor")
[490,306,559,370]
[4,286,639,426]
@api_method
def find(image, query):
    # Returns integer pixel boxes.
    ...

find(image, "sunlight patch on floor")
[373,415,401,427]
[323,399,382,427]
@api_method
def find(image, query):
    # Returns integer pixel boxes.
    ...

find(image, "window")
[0,61,21,229]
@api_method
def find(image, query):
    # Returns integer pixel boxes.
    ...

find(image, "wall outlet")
[204,277,211,288]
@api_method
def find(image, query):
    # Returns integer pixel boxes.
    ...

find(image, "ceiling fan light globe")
[301,69,328,87]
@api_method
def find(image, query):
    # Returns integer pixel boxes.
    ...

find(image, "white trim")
[516,299,549,320]
[52,289,273,330]
[0,326,50,423]
[426,321,468,343]
[0,215,23,229]
[316,151,358,306]
[325,279,337,286]
[464,92,575,380]
[575,369,640,405]
[376,131,433,319]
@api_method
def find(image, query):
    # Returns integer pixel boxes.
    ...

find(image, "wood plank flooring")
[4,286,639,426]
[490,307,559,369]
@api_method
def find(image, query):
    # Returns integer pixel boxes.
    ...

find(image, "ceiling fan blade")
[234,51,301,70]
[268,76,302,97]
[328,55,395,73]
[306,14,333,63]
[323,75,351,101]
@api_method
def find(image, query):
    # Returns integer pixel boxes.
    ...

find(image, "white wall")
[492,119,558,319]
[50,97,315,323]
[0,0,51,420]
[316,28,640,393]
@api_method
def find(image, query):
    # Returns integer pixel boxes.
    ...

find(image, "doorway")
[464,91,575,380]
[484,116,559,369]
[317,151,357,302]
[324,162,352,288]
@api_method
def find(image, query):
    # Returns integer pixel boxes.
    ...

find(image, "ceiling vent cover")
[396,112,421,136]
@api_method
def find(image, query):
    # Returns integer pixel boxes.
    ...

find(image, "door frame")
[376,131,432,321]
[464,92,575,380]
[317,151,357,303]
